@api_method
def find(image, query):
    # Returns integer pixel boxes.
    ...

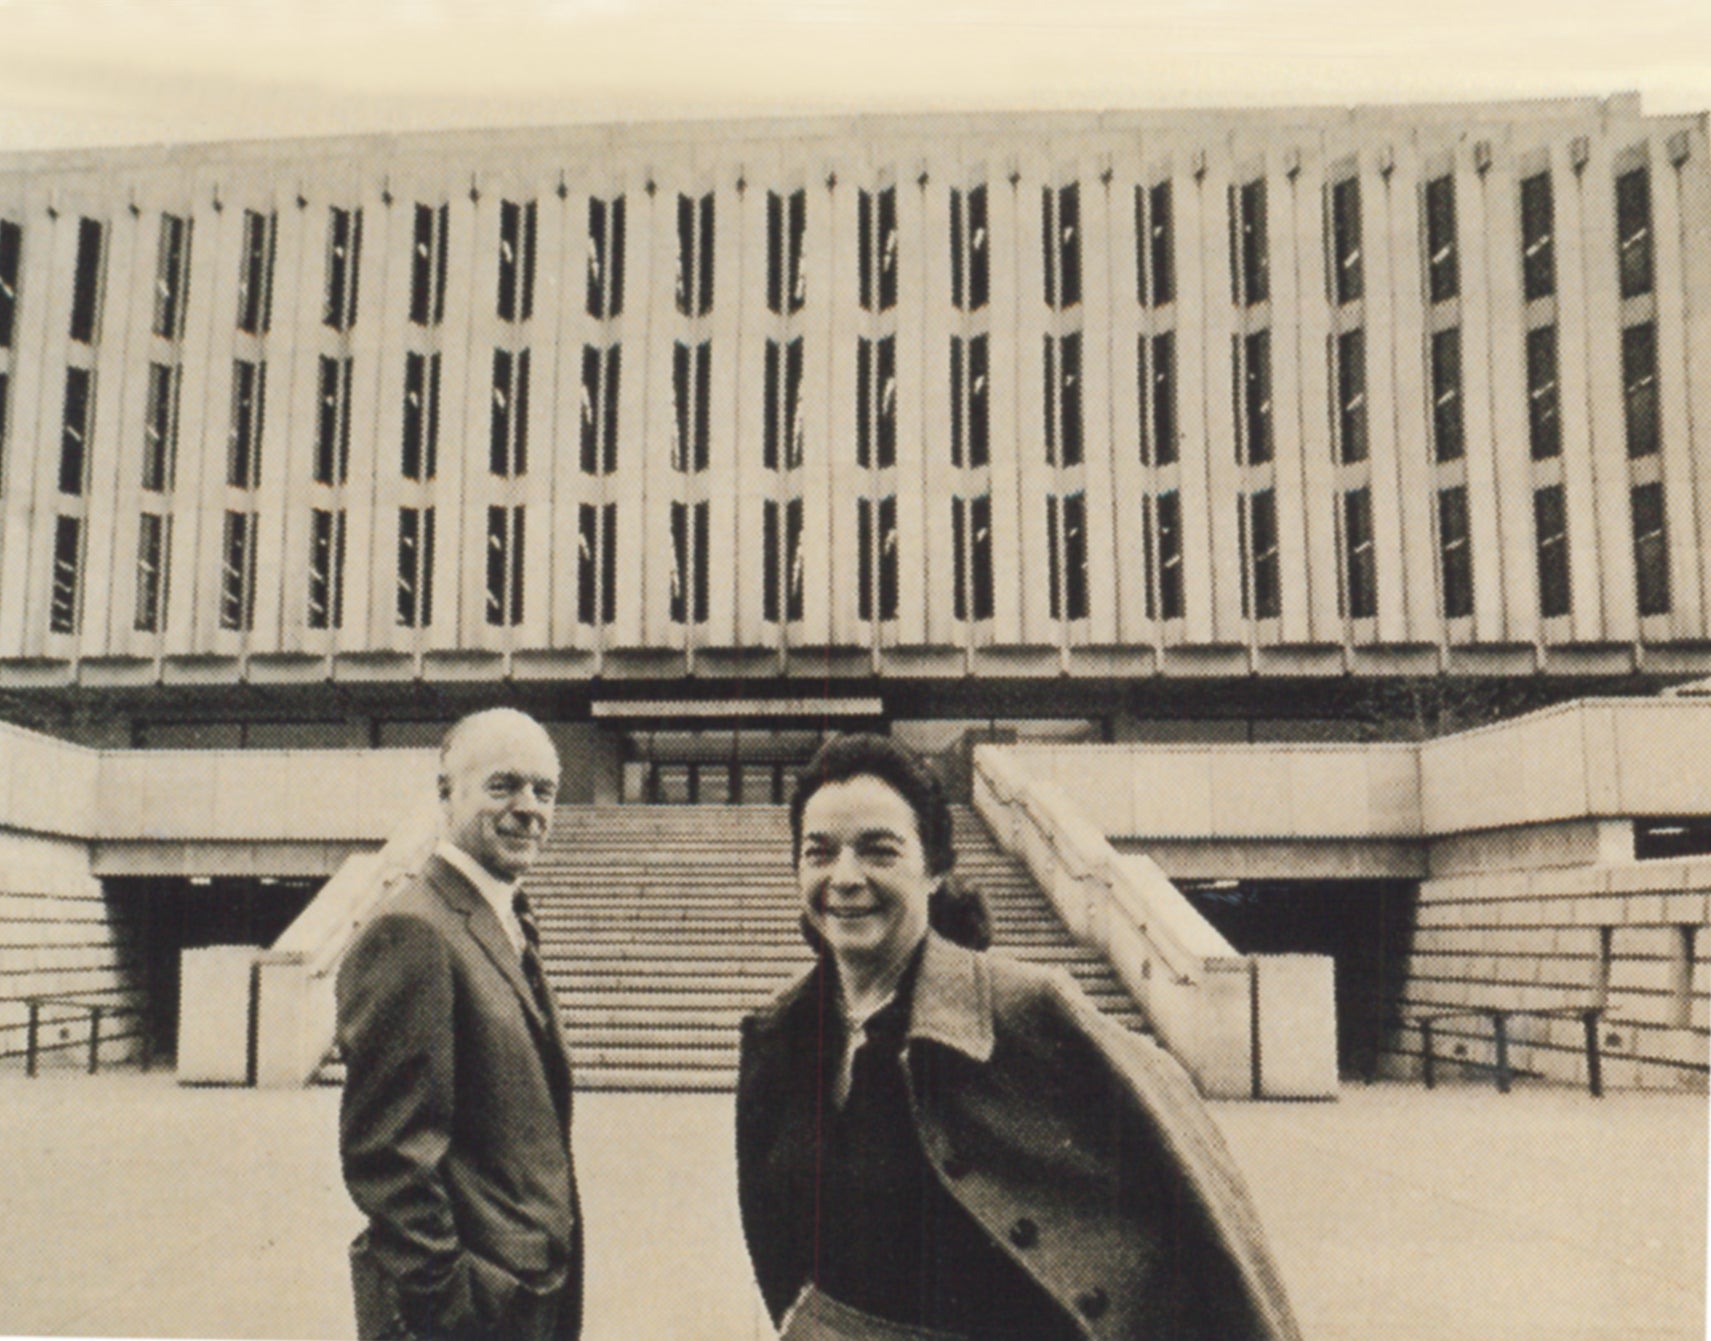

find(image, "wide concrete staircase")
[534,803,1148,1091]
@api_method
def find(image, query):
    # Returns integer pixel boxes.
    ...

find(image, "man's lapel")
[422,854,547,1033]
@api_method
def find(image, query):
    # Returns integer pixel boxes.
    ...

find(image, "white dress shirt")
[435,839,526,956]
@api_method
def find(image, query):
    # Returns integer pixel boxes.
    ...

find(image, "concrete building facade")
[0,95,1703,754]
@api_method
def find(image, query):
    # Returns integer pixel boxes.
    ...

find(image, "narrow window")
[231,359,268,489]
[575,501,619,628]
[761,497,805,624]
[324,206,363,332]
[1239,488,1280,619]
[767,189,807,315]
[490,348,530,478]
[1045,492,1089,622]
[951,185,989,311]
[410,203,449,327]
[856,335,896,470]
[1670,926,1697,1028]
[134,512,169,633]
[1438,485,1474,619]
[1431,327,1464,462]
[1616,165,1654,300]
[308,506,347,630]
[497,199,538,323]
[1043,332,1083,467]
[142,362,180,492]
[1144,492,1187,620]
[219,510,257,632]
[764,337,805,471]
[69,217,104,344]
[1235,179,1269,306]
[1526,325,1562,460]
[1534,484,1571,619]
[312,356,349,487]
[1150,332,1177,466]
[676,192,716,318]
[0,218,21,347]
[1622,322,1659,459]
[586,195,627,319]
[59,366,94,496]
[1631,481,1671,616]
[485,505,525,627]
[950,335,989,469]
[397,506,436,629]
[669,499,710,624]
[859,186,898,313]
[1331,176,1363,305]
[951,494,994,622]
[1336,328,1368,464]
[0,373,11,487]
[1342,486,1376,619]
[402,351,441,481]
[1042,182,1081,310]
[1238,330,1273,465]
[671,340,711,473]
[236,210,277,336]
[1137,181,1174,307]
[152,213,192,340]
[1425,175,1459,304]
[1520,172,1555,302]
[856,495,900,622]
[49,515,81,634]
[579,344,621,476]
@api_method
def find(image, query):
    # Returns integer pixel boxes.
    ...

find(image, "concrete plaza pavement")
[0,1073,1704,1341]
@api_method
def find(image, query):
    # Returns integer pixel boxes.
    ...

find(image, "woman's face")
[797,774,936,974]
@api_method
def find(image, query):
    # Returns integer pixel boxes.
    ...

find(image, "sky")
[0,0,1704,151]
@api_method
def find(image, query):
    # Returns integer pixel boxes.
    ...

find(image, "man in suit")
[337,708,582,1341]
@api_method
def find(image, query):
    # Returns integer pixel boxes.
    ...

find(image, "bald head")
[438,709,561,880]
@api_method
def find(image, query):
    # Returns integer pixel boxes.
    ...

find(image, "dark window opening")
[676,192,716,318]
[230,359,268,489]
[669,499,710,625]
[580,343,621,476]
[152,213,192,340]
[1520,172,1555,302]
[1616,165,1654,300]
[1239,488,1280,620]
[134,511,169,633]
[497,199,538,323]
[1425,174,1459,304]
[1527,325,1562,460]
[485,504,525,627]
[312,356,348,487]
[1438,485,1473,619]
[1331,176,1363,305]
[1044,332,1083,467]
[142,362,180,492]
[587,196,627,319]
[59,366,94,496]
[1342,486,1376,619]
[237,210,277,336]
[1336,328,1367,464]
[856,335,895,470]
[70,217,104,343]
[50,514,82,634]
[1631,481,1671,617]
[401,350,441,482]
[219,510,257,632]
[397,506,435,629]
[1534,484,1571,619]
[1622,321,1659,459]
[490,348,530,478]
[950,185,989,312]
[1431,327,1464,462]
[672,340,711,473]
[307,507,346,631]
[324,206,362,332]
[410,202,449,327]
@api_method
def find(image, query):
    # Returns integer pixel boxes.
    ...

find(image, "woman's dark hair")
[789,733,992,951]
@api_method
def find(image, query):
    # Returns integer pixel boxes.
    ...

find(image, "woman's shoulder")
[739,961,822,1039]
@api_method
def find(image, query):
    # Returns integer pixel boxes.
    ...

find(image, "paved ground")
[0,1074,1704,1341]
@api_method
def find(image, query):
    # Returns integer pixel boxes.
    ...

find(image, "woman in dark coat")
[736,733,1301,1341]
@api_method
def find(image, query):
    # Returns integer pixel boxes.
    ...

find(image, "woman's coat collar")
[904,933,995,1063]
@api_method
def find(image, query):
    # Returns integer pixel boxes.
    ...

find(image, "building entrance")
[618,728,831,804]
[1178,878,1419,1080]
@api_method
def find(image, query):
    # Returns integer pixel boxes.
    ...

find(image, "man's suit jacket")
[336,853,583,1341]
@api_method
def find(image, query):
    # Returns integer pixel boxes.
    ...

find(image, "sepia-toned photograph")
[0,2,1706,1338]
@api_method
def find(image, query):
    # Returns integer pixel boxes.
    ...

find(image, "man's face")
[440,716,560,880]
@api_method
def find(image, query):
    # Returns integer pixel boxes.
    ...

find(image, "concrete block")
[176,946,256,1086]
[1623,894,1668,924]
[1254,954,1338,1099]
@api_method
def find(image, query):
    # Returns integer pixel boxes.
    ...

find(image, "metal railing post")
[25,999,39,1078]
[1420,1018,1435,1089]
[1583,1010,1603,1099]
[1492,1011,1510,1094]
[87,1005,103,1075]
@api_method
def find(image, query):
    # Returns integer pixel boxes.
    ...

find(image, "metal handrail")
[1405,1006,1605,1098]
[18,993,153,1077]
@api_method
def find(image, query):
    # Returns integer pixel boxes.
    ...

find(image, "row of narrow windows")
[0,158,1663,353]
[42,465,1672,639]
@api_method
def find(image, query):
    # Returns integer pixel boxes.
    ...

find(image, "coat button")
[1076,1287,1110,1319]
[941,1154,972,1180]
[1008,1217,1039,1249]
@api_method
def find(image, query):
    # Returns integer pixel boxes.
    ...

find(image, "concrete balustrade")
[973,745,1340,1099]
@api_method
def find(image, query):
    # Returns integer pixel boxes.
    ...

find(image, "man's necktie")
[512,889,557,1022]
